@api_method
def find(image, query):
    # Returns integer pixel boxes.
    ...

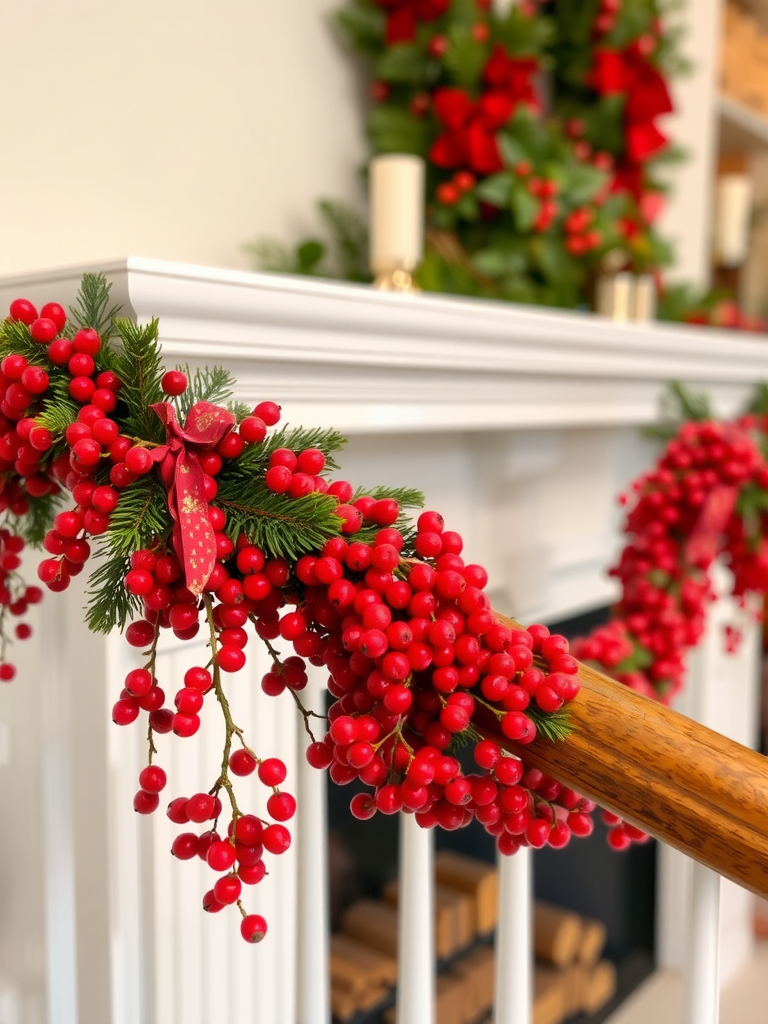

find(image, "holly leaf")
[444,25,487,89]
[472,245,526,277]
[475,171,513,208]
[456,191,480,220]
[562,162,607,206]
[498,132,530,168]
[369,105,429,155]
[376,44,425,85]
[510,180,538,230]
[532,236,570,282]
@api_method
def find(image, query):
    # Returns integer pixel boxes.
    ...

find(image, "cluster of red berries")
[602,419,768,703]
[563,207,602,255]
[256,506,592,853]
[0,529,40,681]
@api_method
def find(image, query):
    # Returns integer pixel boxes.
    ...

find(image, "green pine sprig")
[109,318,167,443]
[172,364,238,420]
[85,476,172,633]
[215,486,345,559]
[66,272,122,342]
[528,705,574,743]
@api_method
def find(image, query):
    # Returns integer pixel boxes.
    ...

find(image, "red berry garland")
[2,276,768,940]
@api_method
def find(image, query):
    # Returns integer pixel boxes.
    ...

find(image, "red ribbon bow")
[374,0,449,44]
[483,46,540,111]
[430,87,515,175]
[150,401,236,596]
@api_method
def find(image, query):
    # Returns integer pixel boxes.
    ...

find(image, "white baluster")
[296,670,330,1024]
[41,597,78,1024]
[494,847,532,1024]
[396,813,435,1024]
[681,863,721,1024]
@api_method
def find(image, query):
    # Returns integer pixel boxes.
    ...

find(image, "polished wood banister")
[484,616,768,899]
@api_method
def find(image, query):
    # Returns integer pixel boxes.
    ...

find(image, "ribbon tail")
[173,452,218,596]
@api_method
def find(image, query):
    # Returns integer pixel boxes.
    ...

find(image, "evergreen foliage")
[110,318,166,443]
[86,476,172,633]
[66,272,122,342]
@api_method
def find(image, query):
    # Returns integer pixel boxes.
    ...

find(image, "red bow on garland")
[483,46,541,111]
[374,0,449,44]
[430,87,515,175]
[590,46,674,164]
[150,401,236,596]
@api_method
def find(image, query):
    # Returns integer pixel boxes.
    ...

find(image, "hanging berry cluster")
[0,274,590,945]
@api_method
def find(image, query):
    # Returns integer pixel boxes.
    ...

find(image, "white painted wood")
[396,813,435,1024]
[681,864,721,1024]
[296,670,331,1024]
[0,261,765,440]
[494,848,532,1024]
[40,595,78,1024]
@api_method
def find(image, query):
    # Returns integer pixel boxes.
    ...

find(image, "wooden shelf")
[718,93,768,150]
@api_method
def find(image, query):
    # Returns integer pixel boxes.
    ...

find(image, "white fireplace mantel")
[0,259,765,1024]
[2,257,767,436]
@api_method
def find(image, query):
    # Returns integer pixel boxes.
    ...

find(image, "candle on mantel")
[369,154,425,291]
[714,173,754,268]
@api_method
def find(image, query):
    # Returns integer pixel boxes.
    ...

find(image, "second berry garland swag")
[2,274,768,945]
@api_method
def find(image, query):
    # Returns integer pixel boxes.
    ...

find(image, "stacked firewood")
[329,851,615,1023]
[532,903,616,1024]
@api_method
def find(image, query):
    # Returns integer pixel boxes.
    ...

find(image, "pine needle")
[172,364,237,420]
[528,706,573,743]
[66,273,122,341]
[110,318,166,442]
[215,487,345,558]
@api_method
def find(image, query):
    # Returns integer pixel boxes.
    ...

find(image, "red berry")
[161,370,187,395]
[240,914,268,943]
[258,757,287,787]
[262,823,291,855]
[207,839,237,872]
[254,401,280,426]
[267,792,296,821]
[72,328,101,355]
[9,298,37,325]
[29,318,58,344]
[229,749,257,776]
[139,765,167,793]
[171,833,199,860]
[133,790,159,814]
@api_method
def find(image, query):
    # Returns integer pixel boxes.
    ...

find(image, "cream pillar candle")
[369,154,425,282]
[714,174,753,268]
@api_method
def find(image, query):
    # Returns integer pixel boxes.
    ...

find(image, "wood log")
[581,960,617,1015]
[383,880,458,959]
[340,899,399,957]
[330,932,397,991]
[533,967,567,1024]
[479,615,768,900]
[578,917,607,967]
[434,850,498,933]
[450,944,495,1020]
[533,902,582,967]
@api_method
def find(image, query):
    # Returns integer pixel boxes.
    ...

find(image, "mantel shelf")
[1,257,767,435]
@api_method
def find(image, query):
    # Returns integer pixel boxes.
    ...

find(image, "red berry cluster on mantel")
[1,274,768,941]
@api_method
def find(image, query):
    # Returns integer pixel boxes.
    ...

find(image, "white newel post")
[396,813,436,1024]
[494,848,532,1024]
[296,670,331,1024]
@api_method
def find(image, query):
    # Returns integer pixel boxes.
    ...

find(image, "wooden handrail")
[482,616,768,899]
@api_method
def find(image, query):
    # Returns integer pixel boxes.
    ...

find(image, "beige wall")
[0,0,368,276]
